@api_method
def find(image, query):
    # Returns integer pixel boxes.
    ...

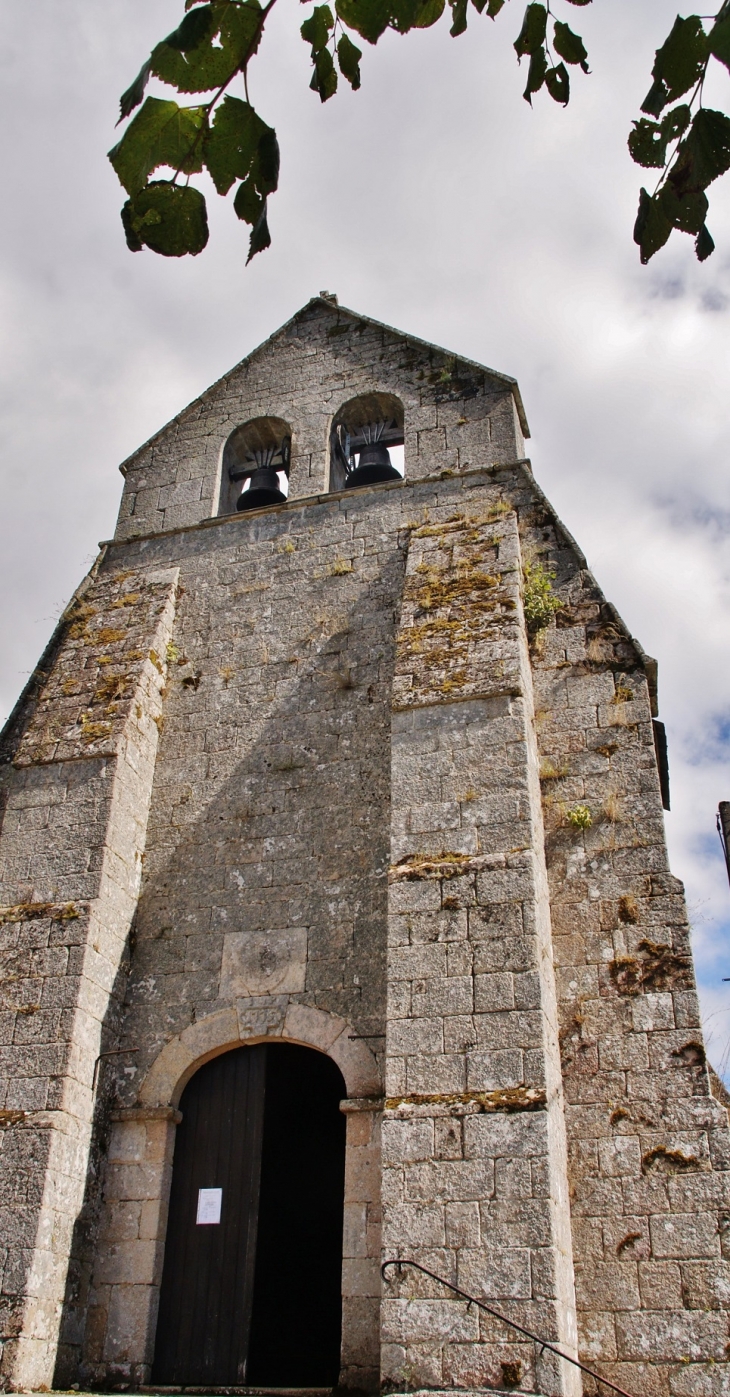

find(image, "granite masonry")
[1,296,728,1397]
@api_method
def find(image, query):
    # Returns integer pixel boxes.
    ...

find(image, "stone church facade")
[1,296,729,1397]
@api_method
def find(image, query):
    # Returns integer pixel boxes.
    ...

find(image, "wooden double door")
[153,1043,347,1387]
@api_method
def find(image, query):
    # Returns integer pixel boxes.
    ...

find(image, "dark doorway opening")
[153,1043,347,1388]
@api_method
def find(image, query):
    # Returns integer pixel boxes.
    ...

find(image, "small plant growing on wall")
[523,560,561,636]
[567,803,592,829]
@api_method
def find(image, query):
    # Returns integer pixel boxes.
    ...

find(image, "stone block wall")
[83,1106,179,1386]
[114,297,527,540]
[517,483,730,1397]
[0,568,177,1390]
[381,508,578,1397]
[1,299,728,1397]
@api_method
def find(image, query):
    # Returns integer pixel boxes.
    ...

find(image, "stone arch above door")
[137,1002,382,1109]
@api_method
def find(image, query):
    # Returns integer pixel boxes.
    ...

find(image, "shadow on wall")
[53,517,406,1385]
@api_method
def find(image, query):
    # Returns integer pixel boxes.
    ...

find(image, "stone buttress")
[0,297,728,1397]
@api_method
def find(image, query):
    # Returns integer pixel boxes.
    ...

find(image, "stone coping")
[339,1096,385,1113]
[103,462,533,551]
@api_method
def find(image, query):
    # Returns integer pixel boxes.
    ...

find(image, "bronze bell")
[236,443,288,511]
[237,464,287,511]
[344,423,402,489]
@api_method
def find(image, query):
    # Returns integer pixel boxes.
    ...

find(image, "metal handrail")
[381,1258,636,1397]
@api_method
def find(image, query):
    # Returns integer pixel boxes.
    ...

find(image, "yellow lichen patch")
[434,672,467,694]
[413,565,499,614]
[92,673,127,705]
[395,512,520,707]
[390,851,488,881]
[109,593,143,609]
[385,1086,546,1113]
[66,602,97,639]
[94,628,126,645]
[0,901,80,924]
[329,557,354,575]
[79,713,113,744]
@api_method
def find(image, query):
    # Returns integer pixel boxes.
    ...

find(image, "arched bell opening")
[220,416,292,515]
[152,1041,346,1388]
[330,391,405,492]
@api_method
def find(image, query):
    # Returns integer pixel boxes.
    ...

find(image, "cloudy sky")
[2,0,730,1070]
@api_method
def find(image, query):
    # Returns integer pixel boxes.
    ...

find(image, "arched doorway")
[152,1042,347,1387]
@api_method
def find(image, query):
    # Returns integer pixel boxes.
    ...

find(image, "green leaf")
[335,0,391,43]
[629,118,667,168]
[628,106,690,168]
[633,186,673,263]
[256,127,280,192]
[523,44,547,100]
[121,200,144,251]
[545,61,569,103]
[203,94,266,194]
[412,0,445,26]
[486,0,505,13]
[246,200,271,263]
[109,97,206,195]
[337,32,362,86]
[122,182,209,256]
[708,16,730,70]
[164,5,215,50]
[218,0,264,62]
[671,107,730,191]
[663,103,692,142]
[310,46,338,99]
[390,0,443,32]
[696,223,715,259]
[641,77,670,117]
[661,183,708,233]
[151,1,262,93]
[301,4,334,50]
[649,15,708,101]
[450,0,468,36]
[563,0,591,6]
[151,36,235,93]
[514,3,546,56]
[233,177,264,223]
[118,60,152,123]
[552,20,588,71]
[632,181,711,263]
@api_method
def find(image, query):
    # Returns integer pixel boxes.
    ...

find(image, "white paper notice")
[196,1187,222,1225]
